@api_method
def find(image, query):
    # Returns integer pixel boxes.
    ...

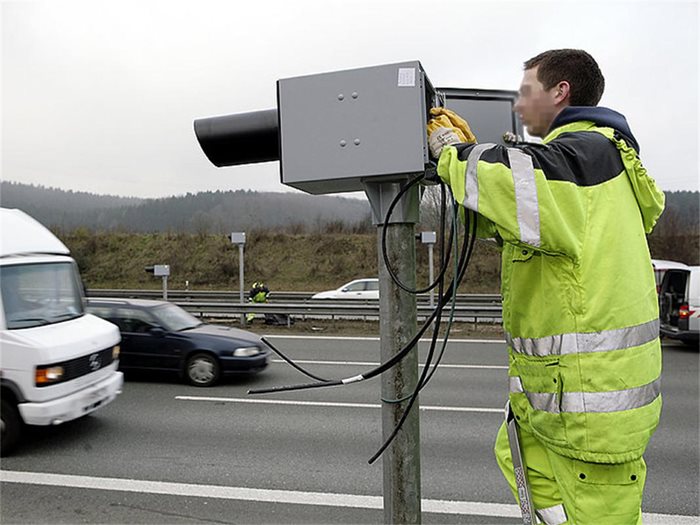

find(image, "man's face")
[514,66,560,138]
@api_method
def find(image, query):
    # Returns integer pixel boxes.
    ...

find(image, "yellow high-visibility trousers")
[494,421,646,524]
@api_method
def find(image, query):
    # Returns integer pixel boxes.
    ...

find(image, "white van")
[652,259,692,293]
[0,208,123,455]
[658,262,700,347]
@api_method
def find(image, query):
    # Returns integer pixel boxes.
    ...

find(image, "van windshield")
[1,262,84,329]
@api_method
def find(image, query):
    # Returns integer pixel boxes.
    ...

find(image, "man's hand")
[426,107,477,158]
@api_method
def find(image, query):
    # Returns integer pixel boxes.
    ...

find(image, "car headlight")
[233,346,261,357]
[36,365,64,386]
[112,345,121,360]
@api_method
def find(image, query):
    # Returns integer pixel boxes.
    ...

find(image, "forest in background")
[0,181,372,234]
[1,181,697,292]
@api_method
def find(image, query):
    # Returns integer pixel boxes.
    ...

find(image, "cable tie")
[342,375,364,385]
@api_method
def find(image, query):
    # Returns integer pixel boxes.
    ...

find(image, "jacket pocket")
[573,458,645,486]
[512,246,535,263]
[514,355,568,445]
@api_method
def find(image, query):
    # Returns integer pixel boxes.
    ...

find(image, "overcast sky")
[2,0,698,199]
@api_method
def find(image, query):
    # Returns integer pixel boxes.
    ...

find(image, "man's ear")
[555,81,571,105]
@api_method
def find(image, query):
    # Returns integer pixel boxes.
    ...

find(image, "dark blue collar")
[550,106,640,152]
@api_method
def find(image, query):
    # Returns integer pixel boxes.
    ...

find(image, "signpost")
[420,231,437,307]
[145,264,170,299]
[231,232,246,326]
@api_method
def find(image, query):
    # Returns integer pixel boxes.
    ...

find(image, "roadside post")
[420,231,437,307]
[231,232,246,326]
[365,181,422,523]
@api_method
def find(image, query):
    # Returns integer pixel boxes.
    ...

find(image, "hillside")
[1,182,697,293]
[60,228,697,295]
[64,230,505,294]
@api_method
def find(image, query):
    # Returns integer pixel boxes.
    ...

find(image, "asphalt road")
[1,336,697,524]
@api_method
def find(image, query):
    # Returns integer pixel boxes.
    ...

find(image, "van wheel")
[186,353,220,387]
[1,399,22,456]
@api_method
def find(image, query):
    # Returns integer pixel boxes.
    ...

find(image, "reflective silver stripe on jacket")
[463,144,496,212]
[537,504,567,525]
[509,377,660,414]
[510,376,524,394]
[506,319,660,357]
[507,148,541,247]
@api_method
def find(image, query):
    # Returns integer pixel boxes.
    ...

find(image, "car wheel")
[186,352,220,387]
[1,399,22,456]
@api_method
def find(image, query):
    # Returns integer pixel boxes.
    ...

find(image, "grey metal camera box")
[278,61,434,194]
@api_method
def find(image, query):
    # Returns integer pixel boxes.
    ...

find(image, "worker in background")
[246,281,269,323]
[427,49,664,524]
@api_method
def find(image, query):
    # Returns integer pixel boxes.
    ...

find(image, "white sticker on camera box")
[398,68,416,87]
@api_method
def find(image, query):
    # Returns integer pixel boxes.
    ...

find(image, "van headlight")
[36,366,64,386]
[112,345,121,360]
[233,346,261,357]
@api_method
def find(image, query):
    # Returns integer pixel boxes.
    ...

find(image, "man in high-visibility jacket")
[427,49,664,524]
[246,281,270,323]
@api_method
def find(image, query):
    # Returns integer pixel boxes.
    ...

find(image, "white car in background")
[311,278,379,300]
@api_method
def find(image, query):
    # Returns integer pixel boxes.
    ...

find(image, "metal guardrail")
[174,301,502,322]
[87,288,502,305]
[86,289,503,324]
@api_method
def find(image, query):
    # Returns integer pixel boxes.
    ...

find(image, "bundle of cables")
[248,172,478,464]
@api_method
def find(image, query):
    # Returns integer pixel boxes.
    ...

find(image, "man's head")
[514,49,605,138]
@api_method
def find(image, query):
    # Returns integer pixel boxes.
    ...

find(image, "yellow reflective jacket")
[437,108,665,463]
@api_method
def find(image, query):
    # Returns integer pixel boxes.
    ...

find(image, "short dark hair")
[524,49,605,106]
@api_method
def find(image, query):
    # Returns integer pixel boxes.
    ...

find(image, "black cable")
[260,337,329,382]
[351,216,465,382]
[381,196,460,405]
[242,151,487,469]
[368,202,474,464]
[382,207,478,405]
[416,210,478,389]
[247,277,464,396]
[381,177,454,295]
[249,378,344,395]
[247,175,482,467]
[248,178,482,465]
[248,176,467,397]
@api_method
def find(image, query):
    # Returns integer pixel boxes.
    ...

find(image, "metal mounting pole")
[428,243,435,308]
[231,232,247,327]
[239,243,245,327]
[364,180,422,524]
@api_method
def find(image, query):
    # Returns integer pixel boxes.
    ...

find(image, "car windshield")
[0,262,84,329]
[151,303,202,331]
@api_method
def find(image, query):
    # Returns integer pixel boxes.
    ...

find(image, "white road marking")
[271,359,507,370]
[1,470,695,523]
[175,396,504,413]
[263,334,506,344]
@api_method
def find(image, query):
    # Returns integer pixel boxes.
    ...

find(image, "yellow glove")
[426,107,477,158]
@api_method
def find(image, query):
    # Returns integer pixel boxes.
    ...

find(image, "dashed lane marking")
[176,396,506,414]
[271,358,507,370]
